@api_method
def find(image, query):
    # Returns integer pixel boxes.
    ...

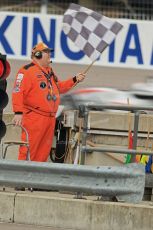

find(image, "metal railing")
[79,104,153,165]
[0,0,152,20]
[0,123,30,160]
[1,104,152,202]
[0,159,145,203]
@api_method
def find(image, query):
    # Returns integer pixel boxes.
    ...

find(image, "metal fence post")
[79,105,89,165]
[131,111,140,162]
[40,0,48,14]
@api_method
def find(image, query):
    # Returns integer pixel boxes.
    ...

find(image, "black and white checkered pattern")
[63,3,123,61]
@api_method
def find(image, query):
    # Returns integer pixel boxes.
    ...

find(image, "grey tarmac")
[0,222,73,230]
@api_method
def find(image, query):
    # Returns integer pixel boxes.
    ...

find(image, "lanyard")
[42,70,57,101]
[32,61,57,101]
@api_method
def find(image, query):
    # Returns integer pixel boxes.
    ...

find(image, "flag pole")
[82,60,96,74]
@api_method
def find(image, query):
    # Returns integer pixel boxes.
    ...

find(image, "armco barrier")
[0,159,145,203]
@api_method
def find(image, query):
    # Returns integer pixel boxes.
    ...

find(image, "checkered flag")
[63,3,123,62]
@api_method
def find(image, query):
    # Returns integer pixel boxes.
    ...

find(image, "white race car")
[60,87,153,112]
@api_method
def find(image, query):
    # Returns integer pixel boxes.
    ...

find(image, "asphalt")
[0,222,72,230]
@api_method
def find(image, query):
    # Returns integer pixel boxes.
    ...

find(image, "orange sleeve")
[12,69,32,113]
[58,77,77,94]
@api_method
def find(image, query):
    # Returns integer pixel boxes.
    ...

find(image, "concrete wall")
[0,190,153,230]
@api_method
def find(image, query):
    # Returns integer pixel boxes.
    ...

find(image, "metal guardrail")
[82,146,153,156]
[79,104,153,164]
[85,104,153,111]
[0,159,145,203]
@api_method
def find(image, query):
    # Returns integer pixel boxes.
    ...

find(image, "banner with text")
[0,12,153,70]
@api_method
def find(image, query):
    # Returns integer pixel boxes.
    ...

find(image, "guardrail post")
[131,111,140,162]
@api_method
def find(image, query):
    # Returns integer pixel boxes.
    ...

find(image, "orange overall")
[12,61,76,161]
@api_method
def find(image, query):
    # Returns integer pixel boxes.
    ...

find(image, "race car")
[60,87,153,111]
